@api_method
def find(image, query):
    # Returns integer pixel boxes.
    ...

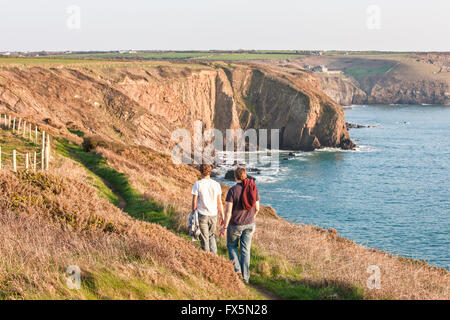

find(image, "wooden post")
[23,121,26,137]
[45,134,50,170]
[13,118,16,132]
[41,149,45,171]
[33,151,37,171]
[29,123,32,140]
[35,126,38,144]
[42,131,46,151]
[25,153,29,170]
[13,150,17,172]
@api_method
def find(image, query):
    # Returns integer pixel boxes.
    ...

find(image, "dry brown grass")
[96,146,198,227]
[97,145,449,300]
[0,170,253,299]
[253,216,449,300]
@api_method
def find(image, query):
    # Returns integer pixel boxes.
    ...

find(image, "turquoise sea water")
[219,105,450,269]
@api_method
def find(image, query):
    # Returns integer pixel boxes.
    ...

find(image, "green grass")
[344,63,395,81]
[26,51,305,62]
[55,139,175,228]
[248,247,364,300]
[198,53,305,61]
[67,128,85,137]
[0,127,42,171]
[216,239,362,300]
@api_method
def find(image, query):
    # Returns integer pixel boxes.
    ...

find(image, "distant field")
[0,57,208,70]
[1,51,422,65]
[0,57,98,65]
[39,51,307,62]
[343,63,396,81]
[56,52,211,60]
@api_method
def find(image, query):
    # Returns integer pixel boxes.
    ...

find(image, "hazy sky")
[1,0,449,52]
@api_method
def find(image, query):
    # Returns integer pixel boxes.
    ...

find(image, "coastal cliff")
[319,75,367,106]
[0,61,353,152]
[318,74,449,106]
[273,53,450,106]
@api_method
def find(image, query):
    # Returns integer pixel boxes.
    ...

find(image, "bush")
[82,135,108,152]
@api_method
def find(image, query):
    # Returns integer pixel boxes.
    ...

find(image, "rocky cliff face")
[0,62,353,153]
[319,75,367,106]
[367,79,449,105]
[318,74,449,106]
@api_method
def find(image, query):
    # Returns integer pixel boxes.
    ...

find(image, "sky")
[1,0,449,52]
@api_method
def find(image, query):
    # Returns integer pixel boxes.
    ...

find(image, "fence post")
[23,121,26,137]
[13,150,17,172]
[45,134,50,170]
[13,118,16,132]
[33,151,37,171]
[25,153,29,170]
[29,123,32,140]
[35,126,38,144]
[41,148,45,171]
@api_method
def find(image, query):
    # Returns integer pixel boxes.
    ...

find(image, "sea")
[216,105,450,269]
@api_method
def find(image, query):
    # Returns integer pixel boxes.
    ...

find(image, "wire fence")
[0,113,52,172]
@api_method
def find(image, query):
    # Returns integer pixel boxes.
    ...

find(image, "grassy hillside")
[0,127,255,300]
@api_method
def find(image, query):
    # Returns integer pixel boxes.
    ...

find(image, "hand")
[219,226,227,237]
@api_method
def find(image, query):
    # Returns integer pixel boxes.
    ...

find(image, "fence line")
[0,113,52,172]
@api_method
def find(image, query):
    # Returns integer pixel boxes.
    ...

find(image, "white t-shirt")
[191,178,222,216]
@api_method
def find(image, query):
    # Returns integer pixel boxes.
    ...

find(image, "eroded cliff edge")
[0,62,354,152]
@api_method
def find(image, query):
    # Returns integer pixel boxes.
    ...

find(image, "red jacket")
[241,178,258,210]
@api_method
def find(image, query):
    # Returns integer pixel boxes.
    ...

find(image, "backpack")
[188,210,201,241]
[241,178,258,210]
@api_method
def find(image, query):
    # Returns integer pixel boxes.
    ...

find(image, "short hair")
[234,167,247,181]
[200,164,212,177]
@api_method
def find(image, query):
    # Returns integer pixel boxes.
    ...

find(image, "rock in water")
[339,138,356,150]
[225,170,255,181]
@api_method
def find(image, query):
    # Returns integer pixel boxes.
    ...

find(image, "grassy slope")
[55,139,175,228]
[52,132,359,300]
[0,128,254,300]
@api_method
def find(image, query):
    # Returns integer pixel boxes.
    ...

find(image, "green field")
[343,63,396,81]
[11,50,308,62]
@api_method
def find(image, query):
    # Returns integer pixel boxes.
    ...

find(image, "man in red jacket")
[220,167,260,284]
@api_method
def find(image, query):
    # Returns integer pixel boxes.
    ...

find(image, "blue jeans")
[227,223,255,282]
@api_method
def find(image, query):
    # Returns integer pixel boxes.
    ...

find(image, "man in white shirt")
[191,164,224,254]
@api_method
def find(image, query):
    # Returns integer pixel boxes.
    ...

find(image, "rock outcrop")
[319,75,367,106]
[368,79,449,105]
[0,62,354,152]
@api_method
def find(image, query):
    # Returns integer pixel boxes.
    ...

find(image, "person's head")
[234,167,247,182]
[199,164,212,178]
